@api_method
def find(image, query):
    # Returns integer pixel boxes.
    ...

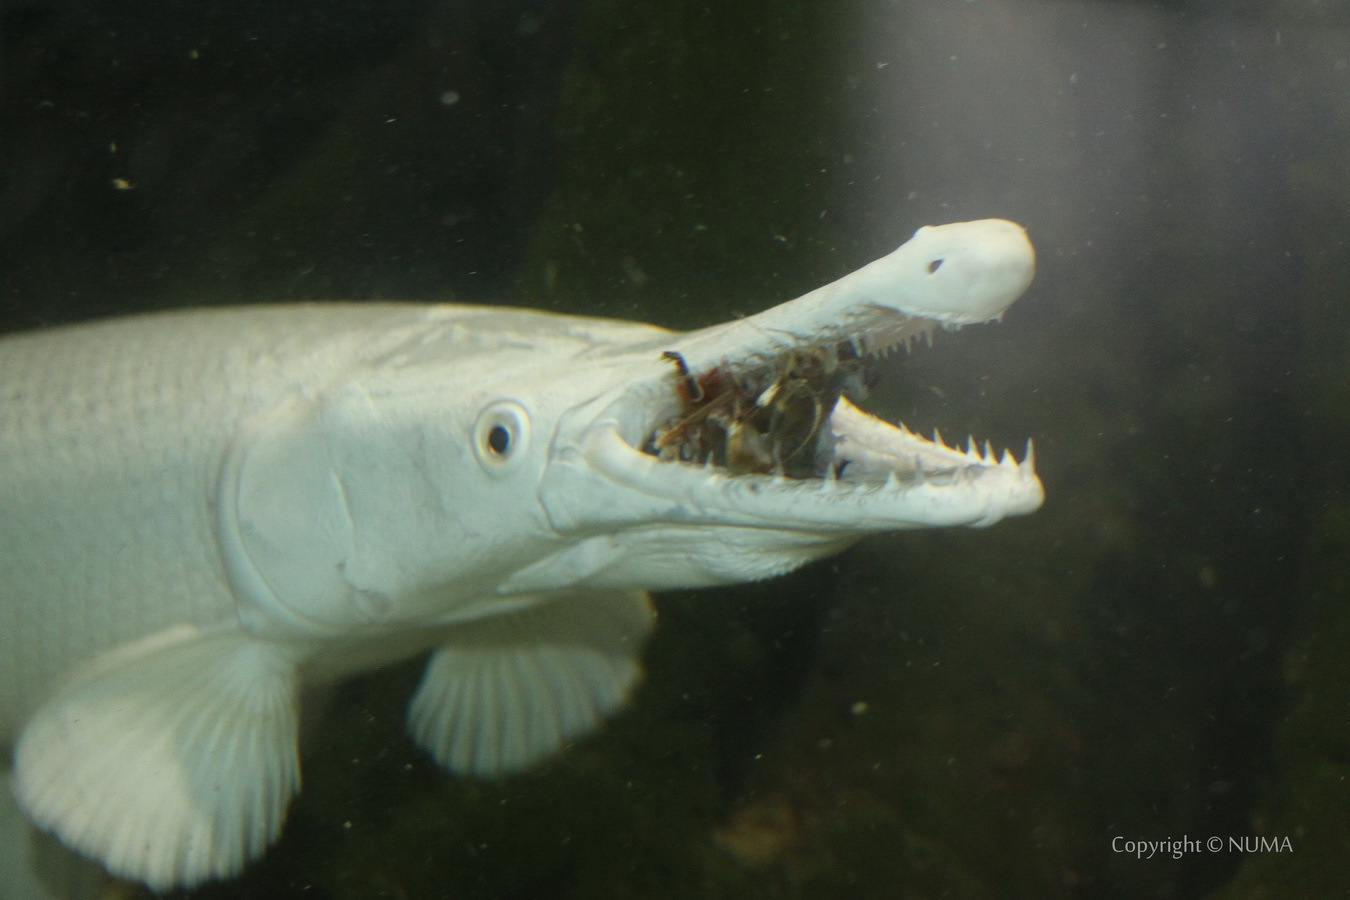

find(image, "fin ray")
[408,590,654,777]
[13,625,301,890]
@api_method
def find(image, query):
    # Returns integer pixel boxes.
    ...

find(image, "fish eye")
[927,258,945,274]
[472,401,531,475]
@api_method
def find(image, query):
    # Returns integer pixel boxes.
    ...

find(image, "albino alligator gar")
[0,219,1042,891]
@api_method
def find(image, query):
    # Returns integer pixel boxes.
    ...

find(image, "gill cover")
[217,392,367,636]
[219,382,550,636]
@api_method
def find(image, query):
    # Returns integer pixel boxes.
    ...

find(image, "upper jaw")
[669,217,1036,374]
[551,219,1044,535]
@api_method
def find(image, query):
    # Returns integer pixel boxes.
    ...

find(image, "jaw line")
[578,393,1043,534]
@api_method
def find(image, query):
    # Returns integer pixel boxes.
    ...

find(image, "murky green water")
[3,1,1347,897]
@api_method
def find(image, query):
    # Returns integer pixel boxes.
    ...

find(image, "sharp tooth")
[983,440,995,462]
[999,447,1015,468]
[1020,439,1037,477]
[931,428,946,450]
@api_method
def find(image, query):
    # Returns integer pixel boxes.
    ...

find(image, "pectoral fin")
[408,590,655,777]
[13,624,302,891]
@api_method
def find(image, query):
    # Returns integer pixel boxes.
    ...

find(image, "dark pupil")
[487,424,512,455]
[927,258,944,274]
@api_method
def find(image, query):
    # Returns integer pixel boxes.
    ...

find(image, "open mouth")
[643,340,874,479]
[638,327,1035,490]
[569,220,1043,532]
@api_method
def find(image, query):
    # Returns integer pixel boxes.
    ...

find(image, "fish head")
[220,307,680,636]
[526,219,1044,592]
[222,219,1041,635]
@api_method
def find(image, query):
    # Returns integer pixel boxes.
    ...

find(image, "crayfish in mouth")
[643,344,875,479]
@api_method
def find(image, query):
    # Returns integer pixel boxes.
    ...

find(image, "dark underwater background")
[2,0,1347,897]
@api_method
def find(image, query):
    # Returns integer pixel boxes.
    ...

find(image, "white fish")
[0,219,1042,891]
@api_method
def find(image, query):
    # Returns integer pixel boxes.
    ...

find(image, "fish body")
[0,219,1042,890]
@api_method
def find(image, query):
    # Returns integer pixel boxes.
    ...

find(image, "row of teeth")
[818,438,1037,489]
[834,326,1036,487]
[776,325,936,375]
[861,325,936,359]
[899,423,1036,471]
